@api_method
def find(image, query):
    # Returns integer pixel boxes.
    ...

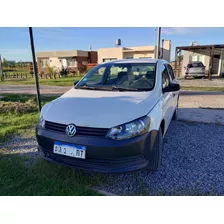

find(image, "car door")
[166,63,179,113]
[161,64,173,133]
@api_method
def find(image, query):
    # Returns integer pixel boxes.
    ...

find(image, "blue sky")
[1,27,224,61]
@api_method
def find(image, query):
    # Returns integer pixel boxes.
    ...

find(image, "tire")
[172,95,179,120]
[147,128,163,171]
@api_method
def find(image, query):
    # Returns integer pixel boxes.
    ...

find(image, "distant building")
[176,43,224,76]
[97,40,171,63]
[36,50,97,74]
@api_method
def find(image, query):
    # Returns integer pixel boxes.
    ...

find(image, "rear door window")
[161,65,170,89]
[166,64,175,81]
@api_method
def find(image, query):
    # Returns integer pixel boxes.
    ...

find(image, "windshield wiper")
[75,85,112,91]
[75,85,152,92]
[112,86,139,91]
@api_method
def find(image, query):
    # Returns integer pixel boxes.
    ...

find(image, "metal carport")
[175,44,224,79]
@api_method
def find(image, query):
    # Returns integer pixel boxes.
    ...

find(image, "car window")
[162,65,170,89]
[77,63,157,91]
[166,64,175,81]
[84,67,106,84]
[188,62,204,68]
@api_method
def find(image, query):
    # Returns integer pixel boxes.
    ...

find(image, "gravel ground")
[178,77,224,87]
[0,136,38,162]
[95,121,224,195]
[1,121,224,195]
[179,91,224,109]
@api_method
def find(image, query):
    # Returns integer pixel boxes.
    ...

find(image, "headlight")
[37,116,45,129]
[107,116,150,140]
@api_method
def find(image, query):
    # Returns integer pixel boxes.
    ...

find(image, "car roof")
[101,58,168,65]
[188,61,203,64]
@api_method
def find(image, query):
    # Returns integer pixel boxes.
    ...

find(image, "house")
[175,43,224,77]
[97,40,171,63]
[36,50,97,74]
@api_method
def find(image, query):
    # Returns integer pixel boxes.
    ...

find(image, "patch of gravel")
[95,121,224,195]
[179,91,224,109]
[1,121,224,195]
[0,135,38,160]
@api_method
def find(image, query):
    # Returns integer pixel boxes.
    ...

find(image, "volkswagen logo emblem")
[66,124,77,137]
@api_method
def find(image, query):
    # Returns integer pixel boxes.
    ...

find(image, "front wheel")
[147,128,163,171]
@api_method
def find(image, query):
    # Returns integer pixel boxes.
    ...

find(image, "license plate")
[53,141,86,159]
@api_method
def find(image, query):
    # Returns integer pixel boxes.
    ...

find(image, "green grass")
[0,94,59,143]
[0,151,103,196]
[0,76,83,86]
[199,107,224,110]
[0,112,39,142]
[1,93,59,105]
[181,86,224,92]
[0,93,104,196]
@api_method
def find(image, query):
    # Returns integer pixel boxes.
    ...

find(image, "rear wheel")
[147,128,163,171]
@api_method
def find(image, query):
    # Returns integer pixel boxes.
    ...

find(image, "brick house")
[36,50,97,74]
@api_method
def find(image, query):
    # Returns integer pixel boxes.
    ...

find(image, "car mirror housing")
[74,81,79,86]
[163,83,180,93]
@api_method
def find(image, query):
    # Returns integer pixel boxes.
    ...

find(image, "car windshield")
[188,62,204,68]
[76,63,156,91]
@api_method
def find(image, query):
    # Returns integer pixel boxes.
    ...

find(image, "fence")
[170,60,183,77]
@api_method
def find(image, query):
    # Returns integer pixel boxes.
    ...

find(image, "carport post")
[175,48,178,76]
[29,27,41,112]
[208,46,214,80]
[178,50,181,77]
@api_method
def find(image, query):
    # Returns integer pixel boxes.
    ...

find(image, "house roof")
[176,44,224,56]
[36,50,96,58]
[101,58,166,64]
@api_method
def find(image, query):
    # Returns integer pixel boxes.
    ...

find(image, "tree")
[2,58,8,68]
[177,55,183,61]
[46,65,57,79]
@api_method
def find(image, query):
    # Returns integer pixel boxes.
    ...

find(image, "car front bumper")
[36,127,158,173]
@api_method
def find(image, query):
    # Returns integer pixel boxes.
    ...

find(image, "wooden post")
[175,48,178,77]
[208,47,214,80]
[178,50,181,77]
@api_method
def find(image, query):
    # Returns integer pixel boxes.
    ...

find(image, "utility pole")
[29,27,41,112]
[156,27,161,59]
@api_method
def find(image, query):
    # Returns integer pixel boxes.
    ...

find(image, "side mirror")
[74,81,79,86]
[163,83,180,93]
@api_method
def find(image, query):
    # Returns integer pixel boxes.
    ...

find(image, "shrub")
[59,68,69,76]
[0,100,37,114]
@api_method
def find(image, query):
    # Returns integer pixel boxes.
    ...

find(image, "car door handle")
[172,93,176,97]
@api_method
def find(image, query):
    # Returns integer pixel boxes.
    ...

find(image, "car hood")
[42,88,158,128]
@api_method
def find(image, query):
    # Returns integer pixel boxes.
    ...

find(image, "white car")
[36,59,180,173]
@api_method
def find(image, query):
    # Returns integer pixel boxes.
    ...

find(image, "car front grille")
[45,120,109,137]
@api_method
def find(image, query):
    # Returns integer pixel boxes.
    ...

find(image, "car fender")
[147,99,163,132]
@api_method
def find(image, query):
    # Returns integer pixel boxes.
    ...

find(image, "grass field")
[0,93,103,196]
[0,75,83,86]
[181,86,224,92]
[1,75,224,91]
[0,151,103,196]
[0,94,58,142]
